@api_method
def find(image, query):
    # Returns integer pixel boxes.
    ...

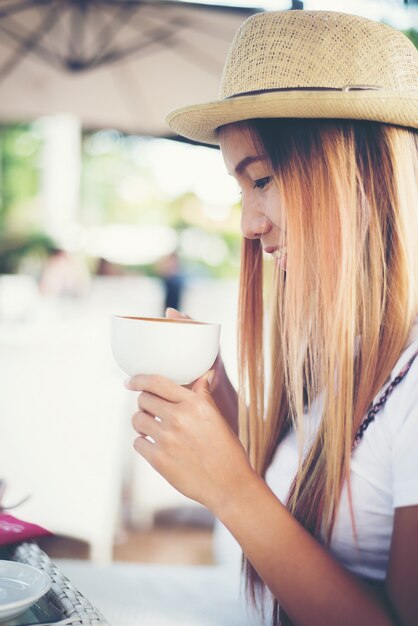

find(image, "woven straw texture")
[220,11,418,96]
[166,10,418,144]
[12,542,110,625]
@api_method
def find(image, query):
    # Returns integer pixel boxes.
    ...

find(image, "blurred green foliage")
[0,231,55,274]
[0,123,242,277]
[0,123,55,273]
[0,124,42,227]
[403,29,418,49]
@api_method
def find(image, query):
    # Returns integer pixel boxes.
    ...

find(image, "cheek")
[265,189,285,230]
[240,188,254,214]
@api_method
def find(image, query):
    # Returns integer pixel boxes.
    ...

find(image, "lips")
[263,246,287,260]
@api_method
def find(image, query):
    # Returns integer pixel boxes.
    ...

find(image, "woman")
[126,11,418,626]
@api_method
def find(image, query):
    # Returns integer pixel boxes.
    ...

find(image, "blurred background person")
[155,250,186,314]
[39,247,90,298]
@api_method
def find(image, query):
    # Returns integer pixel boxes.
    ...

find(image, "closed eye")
[253,176,272,190]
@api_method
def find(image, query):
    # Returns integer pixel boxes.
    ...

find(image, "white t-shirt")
[265,317,418,581]
[214,318,418,583]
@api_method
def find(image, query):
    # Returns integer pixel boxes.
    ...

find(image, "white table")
[0,312,127,563]
[55,560,269,626]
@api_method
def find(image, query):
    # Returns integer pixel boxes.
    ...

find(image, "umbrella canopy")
[0,0,259,139]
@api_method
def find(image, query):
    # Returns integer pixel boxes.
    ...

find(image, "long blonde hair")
[235,119,418,625]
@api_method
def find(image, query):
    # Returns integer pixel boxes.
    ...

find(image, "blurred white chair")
[87,275,164,319]
[0,274,39,322]
[0,314,126,563]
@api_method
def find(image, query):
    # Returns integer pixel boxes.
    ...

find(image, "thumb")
[193,369,215,394]
[166,307,190,320]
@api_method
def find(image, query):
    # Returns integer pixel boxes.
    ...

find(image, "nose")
[240,200,271,240]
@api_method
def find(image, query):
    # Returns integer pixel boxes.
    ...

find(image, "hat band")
[226,85,383,99]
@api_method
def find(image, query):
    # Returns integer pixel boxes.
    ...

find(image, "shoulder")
[372,335,418,430]
[351,335,418,508]
[352,333,418,466]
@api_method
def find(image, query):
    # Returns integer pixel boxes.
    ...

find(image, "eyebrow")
[234,155,266,175]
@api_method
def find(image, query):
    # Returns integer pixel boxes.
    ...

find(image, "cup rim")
[112,315,218,326]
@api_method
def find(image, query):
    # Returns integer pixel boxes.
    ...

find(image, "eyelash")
[253,176,271,190]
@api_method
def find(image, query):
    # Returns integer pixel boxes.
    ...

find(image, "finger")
[192,369,215,394]
[126,374,190,402]
[132,410,161,440]
[133,435,156,465]
[165,307,191,320]
[137,390,174,419]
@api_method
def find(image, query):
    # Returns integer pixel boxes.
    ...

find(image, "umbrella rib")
[87,21,184,69]
[144,2,257,43]
[107,4,225,75]
[0,3,65,81]
[87,5,219,74]
[69,2,84,61]
[87,34,172,69]
[87,1,176,68]
[114,6,222,76]
[0,23,68,72]
[0,0,46,20]
[87,2,140,63]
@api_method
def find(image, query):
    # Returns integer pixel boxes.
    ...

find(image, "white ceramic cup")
[111,315,221,385]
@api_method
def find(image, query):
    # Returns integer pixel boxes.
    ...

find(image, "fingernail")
[124,377,131,388]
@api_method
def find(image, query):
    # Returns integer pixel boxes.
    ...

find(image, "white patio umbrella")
[0,0,260,140]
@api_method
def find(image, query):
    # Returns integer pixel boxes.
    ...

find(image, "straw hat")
[166,10,418,145]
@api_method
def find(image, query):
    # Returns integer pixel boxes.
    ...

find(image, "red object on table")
[0,513,52,546]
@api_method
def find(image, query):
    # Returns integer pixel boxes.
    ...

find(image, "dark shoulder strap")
[352,349,418,451]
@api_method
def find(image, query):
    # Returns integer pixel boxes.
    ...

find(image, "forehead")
[218,122,262,172]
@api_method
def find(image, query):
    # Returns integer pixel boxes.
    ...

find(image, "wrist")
[210,463,263,521]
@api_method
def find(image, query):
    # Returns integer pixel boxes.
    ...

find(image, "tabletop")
[55,560,269,626]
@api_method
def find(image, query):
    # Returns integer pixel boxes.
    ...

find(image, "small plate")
[0,561,51,622]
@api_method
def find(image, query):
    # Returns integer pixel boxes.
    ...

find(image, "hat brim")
[166,90,418,145]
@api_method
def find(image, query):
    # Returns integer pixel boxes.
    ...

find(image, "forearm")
[212,470,396,626]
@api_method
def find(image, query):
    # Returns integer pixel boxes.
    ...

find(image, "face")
[219,122,287,269]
